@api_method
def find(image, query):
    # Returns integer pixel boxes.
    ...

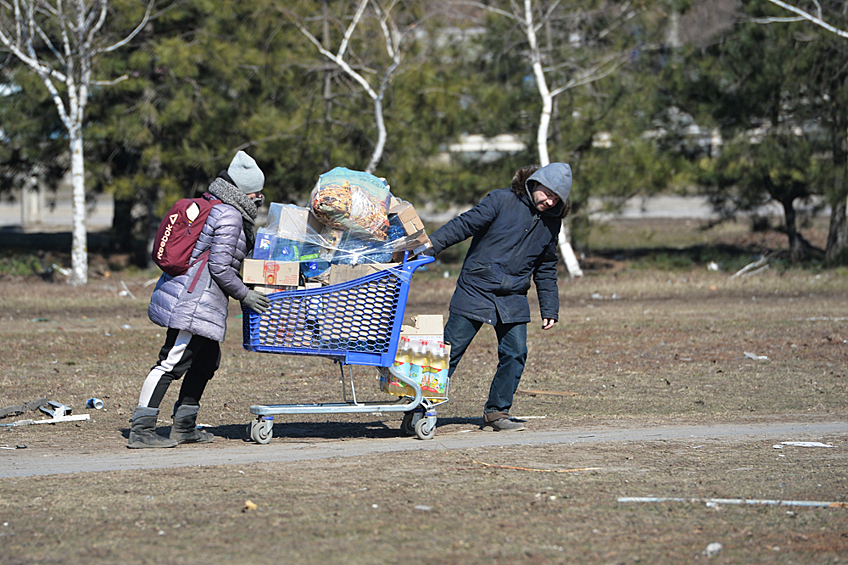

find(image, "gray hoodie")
[525,162,572,215]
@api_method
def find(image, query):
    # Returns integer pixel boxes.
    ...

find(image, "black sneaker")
[481,417,525,432]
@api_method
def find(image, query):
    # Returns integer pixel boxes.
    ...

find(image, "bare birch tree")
[0,0,151,285]
[283,0,418,174]
[458,0,639,277]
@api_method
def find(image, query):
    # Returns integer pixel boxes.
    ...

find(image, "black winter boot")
[170,404,214,444]
[128,407,178,449]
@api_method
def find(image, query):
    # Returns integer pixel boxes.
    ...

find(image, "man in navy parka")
[427,162,572,431]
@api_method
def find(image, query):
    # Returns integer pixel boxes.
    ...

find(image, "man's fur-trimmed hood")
[510,164,571,219]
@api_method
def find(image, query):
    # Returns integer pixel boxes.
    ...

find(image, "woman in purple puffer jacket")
[128,151,271,449]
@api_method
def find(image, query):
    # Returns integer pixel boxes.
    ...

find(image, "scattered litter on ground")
[590,292,620,300]
[704,542,723,557]
[618,497,848,508]
[86,398,105,410]
[0,414,90,427]
[414,505,432,512]
[243,500,258,512]
[744,351,769,361]
[778,441,834,448]
[0,400,89,427]
[0,398,48,419]
[118,281,136,299]
[473,460,601,474]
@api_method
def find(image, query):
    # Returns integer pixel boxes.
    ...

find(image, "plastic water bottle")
[408,339,427,388]
[392,337,413,379]
[429,342,448,397]
[417,341,439,395]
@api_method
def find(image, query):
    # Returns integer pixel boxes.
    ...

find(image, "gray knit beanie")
[227,151,265,194]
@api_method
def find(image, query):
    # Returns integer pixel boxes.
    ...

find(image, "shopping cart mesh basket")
[242,260,427,367]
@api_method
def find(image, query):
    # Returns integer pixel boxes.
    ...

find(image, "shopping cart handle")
[403,253,435,269]
[390,253,434,283]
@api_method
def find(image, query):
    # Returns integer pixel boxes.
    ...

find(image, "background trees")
[662,0,848,264]
[0,0,150,284]
[90,0,311,265]
[3,0,847,279]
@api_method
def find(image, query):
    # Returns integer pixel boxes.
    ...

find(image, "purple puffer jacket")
[148,203,251,342]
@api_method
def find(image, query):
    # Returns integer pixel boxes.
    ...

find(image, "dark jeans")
[444,312,528,415]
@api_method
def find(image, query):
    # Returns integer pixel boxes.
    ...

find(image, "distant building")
[434,133,528,165]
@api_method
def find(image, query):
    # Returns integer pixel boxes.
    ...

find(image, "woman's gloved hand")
[242,289,271,314]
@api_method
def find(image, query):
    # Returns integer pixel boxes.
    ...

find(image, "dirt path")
[2,420,844,478]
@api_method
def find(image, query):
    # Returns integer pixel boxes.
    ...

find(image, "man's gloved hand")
[242,289,271,314]
[421,246,436,257]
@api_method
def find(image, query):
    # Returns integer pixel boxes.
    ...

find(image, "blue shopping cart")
[242,254,444,442]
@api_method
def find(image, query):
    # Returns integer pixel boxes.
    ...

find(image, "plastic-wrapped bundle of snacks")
[252,195,430,287]
[309,167,391,241]
[332,216,405,265]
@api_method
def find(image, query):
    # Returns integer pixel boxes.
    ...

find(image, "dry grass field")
[0,218,846,564]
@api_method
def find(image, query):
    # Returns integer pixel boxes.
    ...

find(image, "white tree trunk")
[288,0,401,175]
[69,131,88,286]
[0,0,150,285]
[558,226,582,276]
[539,88,583,277]
[365,96,386,174]
[525,0,582,277]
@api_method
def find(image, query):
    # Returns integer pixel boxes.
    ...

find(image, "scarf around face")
[208,176,258,252]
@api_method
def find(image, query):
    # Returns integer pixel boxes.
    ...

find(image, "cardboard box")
[252,282,323,294]
[410,314,444,335]
[242,259,300,286]
[389,198,425,233]
[328,262,399,286]
[268,203,325,241]
[388,198,431,252]
[251,284,298,295]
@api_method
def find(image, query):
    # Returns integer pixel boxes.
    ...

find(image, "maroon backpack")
[151,193,222,291]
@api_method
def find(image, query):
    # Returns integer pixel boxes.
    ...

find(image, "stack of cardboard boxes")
[242,198,431,294]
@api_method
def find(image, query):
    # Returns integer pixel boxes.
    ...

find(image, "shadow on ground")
[119,417,482,444]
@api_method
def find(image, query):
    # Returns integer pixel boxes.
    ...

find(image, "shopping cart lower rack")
[242,255,446,442]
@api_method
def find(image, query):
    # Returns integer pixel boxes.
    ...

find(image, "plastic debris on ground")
[775,441,834,448]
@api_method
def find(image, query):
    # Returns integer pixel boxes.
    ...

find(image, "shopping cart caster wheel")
[414,416,436,440]
[401,412,421,436]
[249,418,273,444]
